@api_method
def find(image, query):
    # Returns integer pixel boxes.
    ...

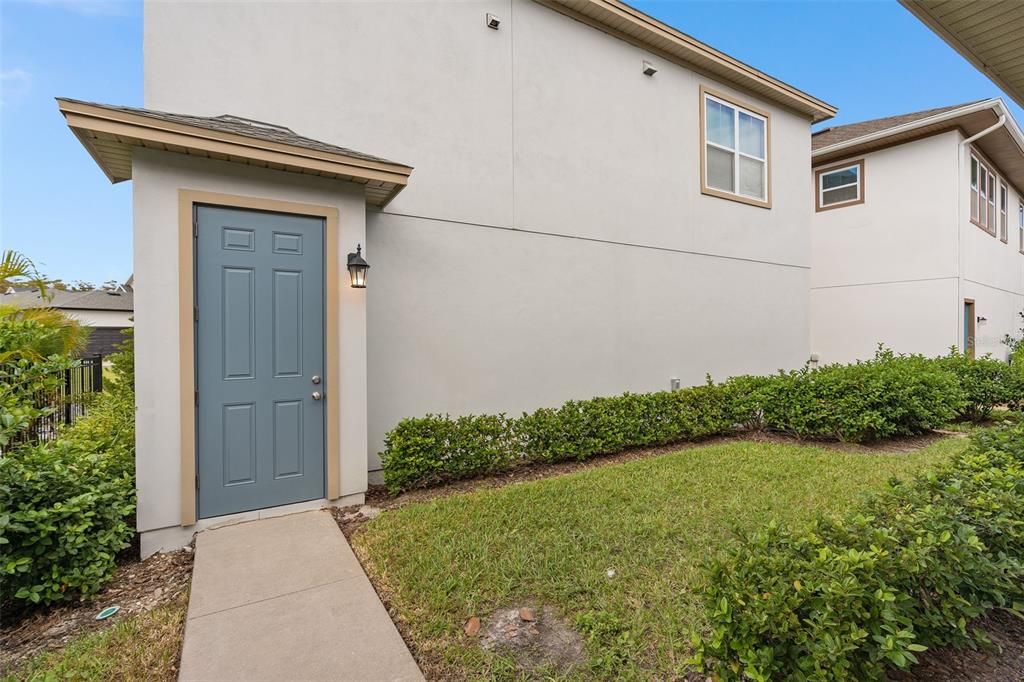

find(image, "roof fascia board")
[811,99,1023,159]
[58,100,413,184]
[534,0,837,122]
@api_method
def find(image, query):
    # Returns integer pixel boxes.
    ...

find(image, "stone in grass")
[464,616,481,636]
[480,606,586,674]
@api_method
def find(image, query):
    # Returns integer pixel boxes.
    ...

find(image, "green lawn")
[353,436,968,680]
[4,596,188,682]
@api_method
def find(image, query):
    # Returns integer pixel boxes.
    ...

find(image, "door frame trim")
[178,189,341,526]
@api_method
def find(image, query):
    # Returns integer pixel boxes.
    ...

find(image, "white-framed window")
[971,153,998,236]
[816,161,864,210]
[1000,182,1009,243]
[1019,202,1024,254]
[702,89,769,206]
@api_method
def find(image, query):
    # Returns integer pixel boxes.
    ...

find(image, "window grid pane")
[822,185,858,205]
[703,93,767,203]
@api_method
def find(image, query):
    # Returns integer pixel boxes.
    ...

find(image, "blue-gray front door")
[195,205,326,519]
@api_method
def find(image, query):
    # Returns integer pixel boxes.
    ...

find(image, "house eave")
[57,99,414,208]
[534,0,837,123]
[812,99,1024,196]
[899,0,1024,111]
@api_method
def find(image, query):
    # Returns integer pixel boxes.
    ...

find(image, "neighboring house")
[2,287,134,357]
[810,99,1024,364]
[59,0,836,555]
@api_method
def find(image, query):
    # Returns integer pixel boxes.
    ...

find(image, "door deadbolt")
[311,375,321,384]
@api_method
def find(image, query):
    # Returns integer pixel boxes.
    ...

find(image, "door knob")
[312,391,322,401]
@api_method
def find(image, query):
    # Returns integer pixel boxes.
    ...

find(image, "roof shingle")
[56,97,406,167]
[812,101,986,150]
[2,288,134,312]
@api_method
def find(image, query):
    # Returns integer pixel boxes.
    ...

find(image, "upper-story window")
[701,87,770,208]
[1019,202,1024,254]
[1000,182,1009,243]
[815,160,865,211]
[971,153,999,236]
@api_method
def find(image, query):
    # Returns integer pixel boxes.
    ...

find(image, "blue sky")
[2,0,1022,285]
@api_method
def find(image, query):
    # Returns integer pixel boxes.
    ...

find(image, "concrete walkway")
[178,510,424,682]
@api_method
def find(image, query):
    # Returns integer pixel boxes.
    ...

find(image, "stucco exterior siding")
[810,278,958,364]
[366,211,810,471]
[132,149,369,548]
[144,0,817,477]
[811,132,959,292]
[811,127,1024,364]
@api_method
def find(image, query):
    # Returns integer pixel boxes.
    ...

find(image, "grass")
[353,436,969,680]
[5,595,188,682]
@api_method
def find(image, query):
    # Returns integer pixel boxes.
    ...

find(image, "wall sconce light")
[642,60,657,76]
[977,316,987,323]
[347,244,369,288]
[486,13,501,29]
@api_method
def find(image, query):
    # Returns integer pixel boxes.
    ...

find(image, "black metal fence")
[9,355,104,446]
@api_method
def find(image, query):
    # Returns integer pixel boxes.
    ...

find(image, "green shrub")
[381,413,517,494]
[379,348,1022,493]
[0,444,135,605]
[0,355,76,448]
[381,385,734,494]
[937,349,1015,420]
[0,343,137,606]
[728,349,964,442]
[692,422,1024,681]
[519,384,731,464]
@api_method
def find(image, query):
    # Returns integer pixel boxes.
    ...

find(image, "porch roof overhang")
[813,98,1024,194]
[56,98,414,207]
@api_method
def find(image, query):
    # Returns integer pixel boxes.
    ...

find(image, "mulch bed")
[0,547,194,672]
[892,609,1024,682]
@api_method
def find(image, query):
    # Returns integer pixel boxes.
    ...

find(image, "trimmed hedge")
[691,422,1024,681]
[381,348,1004,493]
[727,349,964,442]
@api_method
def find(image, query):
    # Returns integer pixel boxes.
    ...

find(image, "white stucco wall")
[958,140,1024,360]
[144,0,817,478]
[810,129,1024,364]
[132,150,369,549]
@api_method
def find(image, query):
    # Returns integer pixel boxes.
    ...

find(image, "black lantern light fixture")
[347,244,369,288]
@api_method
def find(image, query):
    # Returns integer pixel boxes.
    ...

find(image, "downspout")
[956,113,1006,351]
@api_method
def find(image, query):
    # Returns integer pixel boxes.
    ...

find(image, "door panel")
[196,206,326,519]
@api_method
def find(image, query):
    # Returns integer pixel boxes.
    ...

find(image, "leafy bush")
[381,385,733,494]
[937,349,1015,420]
[0,336,137,606]
[382,414,517,494]
[692,422,1024,681]
[0,445,135,604]
[380,348,1021,493]
[519,384,731,464]
[0,355,75,448]
[745,349,965,441]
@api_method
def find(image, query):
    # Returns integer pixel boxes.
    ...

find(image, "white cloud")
[0,69,32,106]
